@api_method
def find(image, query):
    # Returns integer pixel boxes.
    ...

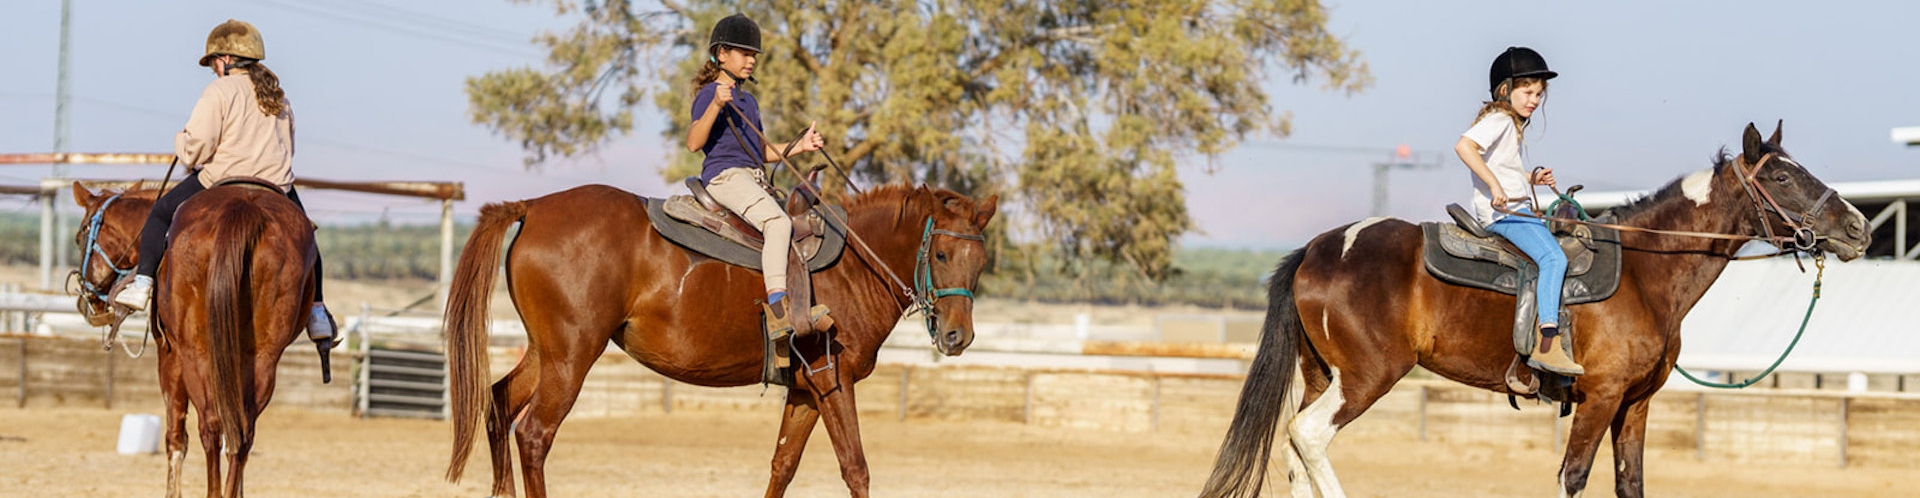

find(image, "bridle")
[1732,152,1834,253]
[912,217,985,341]
[73,193,135,302]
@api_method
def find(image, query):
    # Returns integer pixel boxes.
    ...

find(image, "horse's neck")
[826,206,922,340]
[1611,179,1751,325]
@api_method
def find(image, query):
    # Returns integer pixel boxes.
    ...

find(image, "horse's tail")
[445,200,526,482]
[1199,249,1308,498]
[207,201,269,456]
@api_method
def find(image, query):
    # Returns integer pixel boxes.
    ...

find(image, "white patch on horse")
[1779,156,1802,169]
[1283,360,1313,498]
[1341,217,1389,259]
[1680,169,1714,206]
[1290,367,1349,498]
[1321,310,1330,341]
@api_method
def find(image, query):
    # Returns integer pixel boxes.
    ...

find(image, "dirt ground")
[0,406,1908,498]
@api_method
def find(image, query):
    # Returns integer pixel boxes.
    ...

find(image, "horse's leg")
[804,369,870,497]
[197,405,223,498]
[764,388,822,498]
[513,345,599,498]
[1289,364,1406,498]
[1279,362,1315,498]
[1556,389,1626,498]
[1608,395,1654,498]
[160,351,190,498]
[488,356,539,497]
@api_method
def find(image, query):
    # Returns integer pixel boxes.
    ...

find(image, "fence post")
[17,337,27,408]
[1695,392,1707,461]
[1150,376,1162,432]
[661,379,673,414]
[897,366,910,421]
[1023,372,1035,425]
[1837,396,1849,468]
[1417,384,1428,442]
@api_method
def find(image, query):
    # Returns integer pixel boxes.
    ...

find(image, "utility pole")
[1371,144,1442,217]
[44,0,74,290]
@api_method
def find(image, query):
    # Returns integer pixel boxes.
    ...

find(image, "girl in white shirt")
[1453,46,1582,376]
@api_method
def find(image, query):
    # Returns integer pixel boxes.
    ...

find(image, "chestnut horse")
[73,182,321,498]
[1199,123,1870,498]
[442,183,998,497]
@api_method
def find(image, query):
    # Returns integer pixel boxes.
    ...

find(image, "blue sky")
[2,1,1916,248]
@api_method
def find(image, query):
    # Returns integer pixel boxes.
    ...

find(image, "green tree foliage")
[467,0,1368,279]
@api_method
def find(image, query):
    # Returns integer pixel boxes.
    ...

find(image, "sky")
[2,0,1917,248]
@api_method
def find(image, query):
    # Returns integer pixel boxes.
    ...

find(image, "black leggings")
[134,171,325,301]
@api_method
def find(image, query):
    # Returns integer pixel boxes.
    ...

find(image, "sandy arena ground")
[0,406,1909,497]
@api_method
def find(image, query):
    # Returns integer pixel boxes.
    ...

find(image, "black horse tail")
[1199,249,1308,498]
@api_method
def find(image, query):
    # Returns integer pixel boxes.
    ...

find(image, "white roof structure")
[1894,126,1920,146]
[1676,258,1920,375]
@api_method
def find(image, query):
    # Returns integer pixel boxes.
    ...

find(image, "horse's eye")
[936,251,948,263]
[1773,172,1790,183]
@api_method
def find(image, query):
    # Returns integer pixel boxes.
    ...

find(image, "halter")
[1732,152,1834,252]
[913,217,985,339]
[75,193,134,301]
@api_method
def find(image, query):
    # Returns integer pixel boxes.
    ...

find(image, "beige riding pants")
[707,168,790,293]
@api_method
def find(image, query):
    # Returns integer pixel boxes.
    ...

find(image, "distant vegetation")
[0,212,1279,309]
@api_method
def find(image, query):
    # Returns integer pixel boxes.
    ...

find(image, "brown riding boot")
[1527,325,1586,376]
[764,302,794,369]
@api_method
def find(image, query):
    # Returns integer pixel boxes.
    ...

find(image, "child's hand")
[794,121,824,153]
[1531,167,1558,189]
[712,82,734,109]
[1490,191,1510,212]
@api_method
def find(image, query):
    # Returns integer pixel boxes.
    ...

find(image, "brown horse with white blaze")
[1199,122,1869,498]
[73,182,321,498]
[442,183,997,497]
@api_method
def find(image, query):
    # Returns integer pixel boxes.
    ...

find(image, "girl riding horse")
[113,19,335,344]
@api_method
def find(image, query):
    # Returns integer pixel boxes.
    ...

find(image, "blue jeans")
[1486,209,1565,328]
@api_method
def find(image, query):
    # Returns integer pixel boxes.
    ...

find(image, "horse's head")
[69,182,155,325]
[910,187,999,356]
[1732,121,1870,260]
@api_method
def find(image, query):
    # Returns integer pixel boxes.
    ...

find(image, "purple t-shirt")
[690,82,764,183]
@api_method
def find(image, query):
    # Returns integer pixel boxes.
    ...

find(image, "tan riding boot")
[1527,325,1586,376]
[764,302,794,369]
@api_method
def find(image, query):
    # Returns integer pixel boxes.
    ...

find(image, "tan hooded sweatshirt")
[174,69,295,189]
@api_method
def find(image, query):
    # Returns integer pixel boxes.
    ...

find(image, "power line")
[246,0,541,57]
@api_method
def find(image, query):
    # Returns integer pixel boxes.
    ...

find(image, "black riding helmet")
[1488,46,1557,100]
[708,14,762,55]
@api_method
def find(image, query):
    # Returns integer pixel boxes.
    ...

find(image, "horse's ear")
[972,194,999,229]
[70,181,93,208]
[1742,122,1764,163]
[1767,119,1783,147]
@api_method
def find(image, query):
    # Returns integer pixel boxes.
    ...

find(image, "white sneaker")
[307,303,337,344]
[113,275,154,311]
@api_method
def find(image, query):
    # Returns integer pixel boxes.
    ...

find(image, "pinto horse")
[442,183,998,497]
[73,181,322,498]
[1199,123,1870,498]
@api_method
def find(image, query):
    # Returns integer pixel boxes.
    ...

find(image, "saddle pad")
[644,197,847,272]
[1420,222,1622,305]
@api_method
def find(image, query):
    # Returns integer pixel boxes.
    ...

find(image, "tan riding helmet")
[199,19,265,67]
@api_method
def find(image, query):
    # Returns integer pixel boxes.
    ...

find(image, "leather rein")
[1499,152,1836,257]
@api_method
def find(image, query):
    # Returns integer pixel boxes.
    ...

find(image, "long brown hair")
[1472,77,1547,141]
[233,58,287,117]
[688,47,733,95]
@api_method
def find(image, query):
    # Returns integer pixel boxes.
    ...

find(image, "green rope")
[1673,257,1825,389]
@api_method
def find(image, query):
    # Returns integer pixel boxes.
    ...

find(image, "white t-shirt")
[1461,112,1530,224]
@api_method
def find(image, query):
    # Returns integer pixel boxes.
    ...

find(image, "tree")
[467,0,1368,279]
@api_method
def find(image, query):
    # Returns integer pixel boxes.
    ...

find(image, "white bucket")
[116,414,162,455]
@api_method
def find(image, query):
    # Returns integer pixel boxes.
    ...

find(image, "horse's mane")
[844,182,971,227]
[1606,146,1773,220]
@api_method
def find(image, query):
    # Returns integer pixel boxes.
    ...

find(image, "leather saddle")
[1422,202,1621,397]
[646,177,846,272]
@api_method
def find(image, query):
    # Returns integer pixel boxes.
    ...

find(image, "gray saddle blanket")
[644,196,847,272]
[1420,221,1621,305]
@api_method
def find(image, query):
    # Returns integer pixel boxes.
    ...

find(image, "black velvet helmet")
[708,14,762,54]
[1488,46,1557,99]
